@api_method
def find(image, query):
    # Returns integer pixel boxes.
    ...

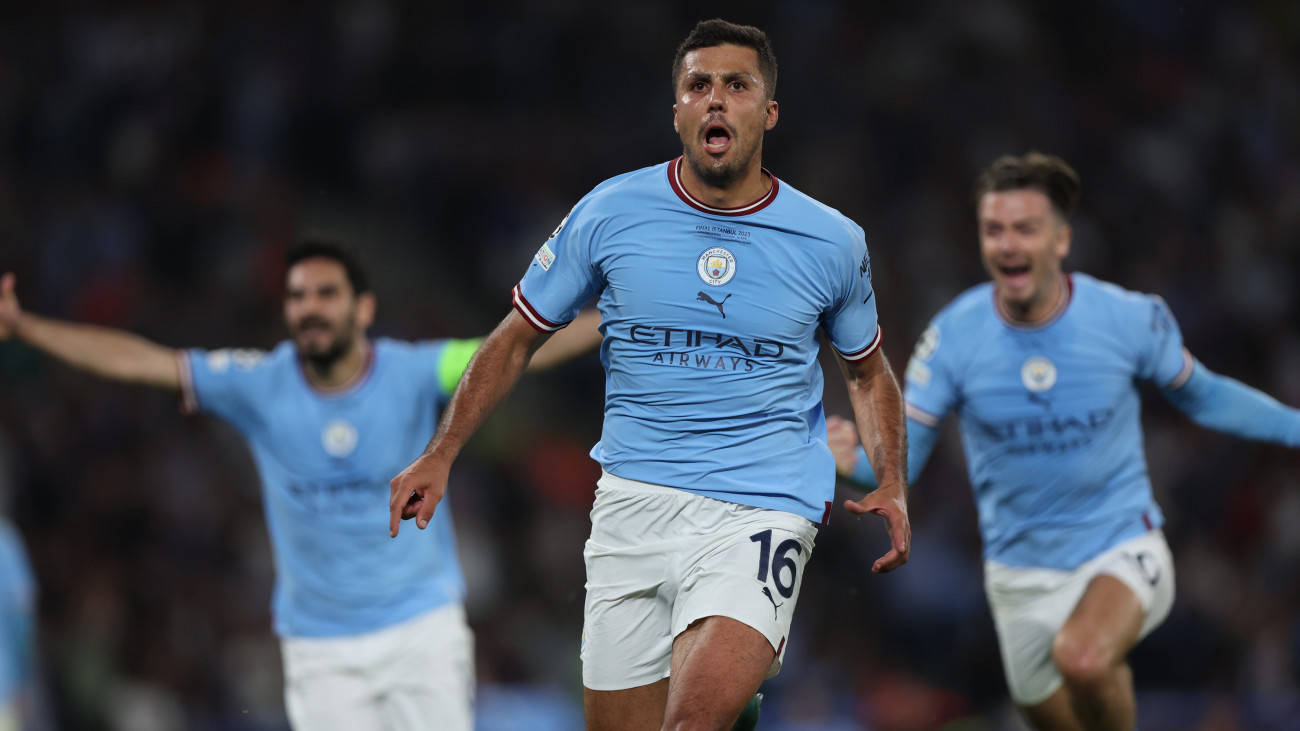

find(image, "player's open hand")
[825,415,861,477]
[844,483,910,573]
[388,452,452,537]
[0,273,22,340]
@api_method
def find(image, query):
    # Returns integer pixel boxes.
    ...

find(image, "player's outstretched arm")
[837,348,911,573]
[389,308,544,537]
[0,273,181,391]
[1162,356,1300,447]
[828,414,941,491]
[525,309,602,371]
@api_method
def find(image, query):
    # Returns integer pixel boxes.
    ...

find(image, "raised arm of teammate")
[829,414,941,491]
[526,309,601,371]
[0,273,181,390]
[389,309,546,536]
[836,349,911,573]
[1162,353,1300,446]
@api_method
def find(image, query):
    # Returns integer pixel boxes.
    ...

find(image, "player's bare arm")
[0,272,181,391]
[389,309,547,537]
[837,348,911,573]
[525,309,602,371]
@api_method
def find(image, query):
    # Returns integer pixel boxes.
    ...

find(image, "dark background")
[1,1,1298,729]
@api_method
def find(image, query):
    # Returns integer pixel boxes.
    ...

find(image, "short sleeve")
[822,233,881,362]
[180,348,271,433]
[513,200,605,332]
[902,321,956,427]
[1136,295,1193,388]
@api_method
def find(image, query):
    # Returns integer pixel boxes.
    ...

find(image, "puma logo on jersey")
[696,291,731,318]
[761,586,784,619]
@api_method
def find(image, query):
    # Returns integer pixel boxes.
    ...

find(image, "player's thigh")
[581,479,691,691]
[672,505,817,681]
[1057,531,1175,670]
[985,530,1175,707]
[379,604,475,731]
[984,561,1089,707]
[282,636,384,731]
[583,679,668,731]
[663,615,773,728]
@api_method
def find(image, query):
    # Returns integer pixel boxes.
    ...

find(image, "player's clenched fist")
[389,452,452,537]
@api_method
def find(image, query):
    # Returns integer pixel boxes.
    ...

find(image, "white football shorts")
[984,530,1175,706]
[281,602,474,731]
[581,471,818,691]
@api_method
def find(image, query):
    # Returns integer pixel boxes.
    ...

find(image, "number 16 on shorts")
[751,529,802,619]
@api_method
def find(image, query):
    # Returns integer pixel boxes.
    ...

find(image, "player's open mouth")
[703,122,732,154]
[999,264,1030,278]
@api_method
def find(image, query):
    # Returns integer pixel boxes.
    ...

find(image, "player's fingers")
[843,498,869,515]
[0,272,12,296]
[414,492,438,530]
[388,475,411,537]
[869,507,910,572]
[871,546,904,573]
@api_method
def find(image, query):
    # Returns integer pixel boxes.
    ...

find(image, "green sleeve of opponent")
[436,338,483,398]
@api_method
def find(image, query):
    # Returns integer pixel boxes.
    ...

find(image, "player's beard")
[682,121,759,189]
[292,315,355,371]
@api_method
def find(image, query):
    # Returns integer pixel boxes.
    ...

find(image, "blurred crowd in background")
[1,1,1298,729]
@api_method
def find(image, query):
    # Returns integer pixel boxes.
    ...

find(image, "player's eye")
[730,81,746,91]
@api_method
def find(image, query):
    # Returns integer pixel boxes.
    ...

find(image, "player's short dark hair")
[973,152,1081,220]
[672,19,778,100]
[285,239,371,295]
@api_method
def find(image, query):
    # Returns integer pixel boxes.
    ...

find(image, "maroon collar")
[667,157,779,216]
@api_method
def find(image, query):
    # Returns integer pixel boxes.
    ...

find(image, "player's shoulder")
[770,177,865,241]
[933,281,997,330]
[578,162,672,209]
[1070,272,1165,317]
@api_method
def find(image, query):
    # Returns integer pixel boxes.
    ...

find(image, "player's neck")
[303,338,372,391]
[679,157,771,210]
[999,273,1068,325]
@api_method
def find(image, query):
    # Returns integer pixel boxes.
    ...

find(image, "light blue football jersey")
[183,338,472,637]
[0,519,34,708]
[904,273,1192,570]
[514,158,882,523]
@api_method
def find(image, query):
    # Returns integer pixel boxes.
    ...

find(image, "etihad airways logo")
[629,324,791,372]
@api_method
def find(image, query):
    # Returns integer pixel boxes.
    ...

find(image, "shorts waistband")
[597,470,682,495]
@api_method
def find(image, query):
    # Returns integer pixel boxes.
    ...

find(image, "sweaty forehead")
[680,44,763,83]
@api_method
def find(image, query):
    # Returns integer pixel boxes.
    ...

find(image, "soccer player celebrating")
[830,152,1300,730]
[0,241,600,731]
[389,18,911,731]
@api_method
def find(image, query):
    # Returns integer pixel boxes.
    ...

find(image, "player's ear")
[1055,223,1072,260]
[764,99,778,131]
[356,291,377,330]
[672,104,678,133]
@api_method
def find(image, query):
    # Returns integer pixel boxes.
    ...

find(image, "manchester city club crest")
[322,418,359,458]
[697,247,737,286]
[1021,356,1058,393]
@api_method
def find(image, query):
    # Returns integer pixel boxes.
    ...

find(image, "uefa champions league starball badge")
[697,247,737,286]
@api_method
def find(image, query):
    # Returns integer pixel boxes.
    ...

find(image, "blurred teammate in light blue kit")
[0,241,600,731]
[0,518,35,731]
[832,152,1300,731]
